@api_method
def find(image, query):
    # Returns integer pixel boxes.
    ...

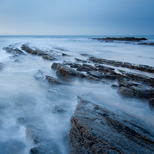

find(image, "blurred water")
[0,35,154,154]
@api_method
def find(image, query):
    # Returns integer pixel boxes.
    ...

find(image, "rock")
[70,63,81,68]
[118,86,135,97]
[34,70,45,80]
[103,73,117,80]
[53,106,66,114]
[42,55,56,61]
[3,46,25,56]
[62,53,68,56]
[92,37,147,41]
[74,58,87,63]
[57,66,78,77]
[138,42,154,46]
[46,75,63,84]
[149,98,154,105]
[70,98,154,154]
[80,53,90,57]
[89,56,154,73]
[21,44,47,56]
[119,81,154,98]
[95,64,115,73]
[111,84,119,88]
[85,75,100,81]
[77,64,97,72]
[87,71,103,78]
[51,63,63,70]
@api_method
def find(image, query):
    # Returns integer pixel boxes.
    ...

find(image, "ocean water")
[0,35,154,154]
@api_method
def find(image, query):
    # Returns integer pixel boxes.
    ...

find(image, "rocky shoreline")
[2,43,154,154]
[90,37,154,46]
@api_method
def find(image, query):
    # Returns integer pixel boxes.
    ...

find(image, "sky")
[0,0,154,35]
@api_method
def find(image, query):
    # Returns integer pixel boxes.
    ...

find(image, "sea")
[0,35,154,154]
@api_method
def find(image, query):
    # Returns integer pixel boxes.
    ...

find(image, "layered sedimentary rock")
[70,98,154,154]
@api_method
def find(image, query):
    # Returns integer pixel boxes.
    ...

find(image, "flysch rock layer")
[70,97,154,154]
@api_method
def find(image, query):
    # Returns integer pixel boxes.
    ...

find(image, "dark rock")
[85,75,100,81]
[92,37,147,41]
[53,106,66,114]
[74,58,87,63]
[111,84,119,88]
[62,53,68,56]
[70,63,81,68]
[80,53,90,57]
[87,71,103,78]
[77,64,97,72]
[46,75,63,84]
[119,81,154,98]
[138,42,154,46]
[42,55,56,61]
[89,56,154,73]
[118,86,135,97]
[149,98,154,105]
[3,46,25,56]
[51,63,63,70]
[57,66,78,77]
[103,73,117,80]
[21,44,47,56]
[70,98,154,154]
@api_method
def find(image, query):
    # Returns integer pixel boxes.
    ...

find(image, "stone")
[149,98,154,106]
[46,75,63,84]
[118,86,135,97]
[87,71,103,78]
[51,63,63,70]
[21,44,47,56]
[42,55,56,61]
[70,98,154,154]
[74,58,87,63]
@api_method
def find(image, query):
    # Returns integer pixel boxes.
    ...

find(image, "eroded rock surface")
[70,98,154,154]
[46,75,63,84]
[3,46,25,56]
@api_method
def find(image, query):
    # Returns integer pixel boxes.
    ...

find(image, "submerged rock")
[0,62,4,70]
[74,58,87,63]
[118,81,154,98]
[70,98,154,154]
[92,37,147,41]
[46,75,63,84]
[34,70,45,80]
[21,44,47,56]
[149,98,154,106]
[3,46,25,56]
[42,55,56,61]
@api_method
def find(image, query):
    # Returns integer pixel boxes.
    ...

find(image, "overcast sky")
[0,0,154,35]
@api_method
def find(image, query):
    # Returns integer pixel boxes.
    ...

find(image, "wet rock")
[103,73,117,80]
[87,71,103,78]
[118,86,135,97]
[149,98,154,105]
[3,46,25,56]
[89,56,154,73]
[62,53,68,56]
[119,81,154,98]
[95,64,115,73]
[46,75,63,84]
[138,42,154,46]
[53,106,66,114]
[70,63,81,68]
[42,55,56,61]
[74,58,87,63]
[85,75,100,81]
[57,66,78,77]
[34,70,45,80]
[122,71,154,87]
[111,84,119,88]
[70,98,154,154]
[51,63,63,70]
[21,44,47,56]
[92,37,147,41]
[80,53,90,57]
[77,64,97,72]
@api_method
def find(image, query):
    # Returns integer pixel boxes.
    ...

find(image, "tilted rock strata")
[89,56,154,73]
[70,98,154,154]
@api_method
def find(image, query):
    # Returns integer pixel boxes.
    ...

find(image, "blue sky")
[0,0,154,35]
